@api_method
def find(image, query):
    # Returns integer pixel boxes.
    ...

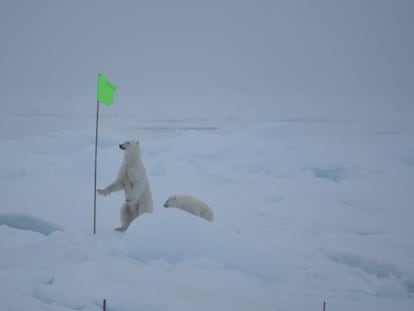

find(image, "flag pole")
[94,73,116,235]
[93,98,100,235]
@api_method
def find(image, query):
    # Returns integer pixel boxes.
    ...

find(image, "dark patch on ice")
[39,276,55,286]
[405,281,414,297]
[310,167,347,182]
[273,118,348,123]
[133,126,217,131]
[0,213,62,236]
[269,195,286,203]
[130,119,219,133]
[372,130,401,136]
[355,230,386,236]
[401,153,414,167]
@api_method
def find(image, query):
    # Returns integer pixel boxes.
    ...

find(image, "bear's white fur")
[163,195,214,222]
[98,140,153,231]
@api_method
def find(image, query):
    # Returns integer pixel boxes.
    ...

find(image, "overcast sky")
[1,0,413,117]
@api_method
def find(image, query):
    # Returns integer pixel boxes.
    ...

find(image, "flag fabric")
[97,74,116,105]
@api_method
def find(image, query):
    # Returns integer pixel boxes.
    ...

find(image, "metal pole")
[103,299,106,311]
[323,301,326,311]
[93,99,100,234]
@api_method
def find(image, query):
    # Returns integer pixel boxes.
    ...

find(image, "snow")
[2,0,413,309]
[0,111,413,311]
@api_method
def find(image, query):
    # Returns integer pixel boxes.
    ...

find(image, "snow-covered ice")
[0,110,413,311]
[2,0,413,309]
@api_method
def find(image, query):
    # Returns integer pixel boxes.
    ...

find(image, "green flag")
[97,74,116,105]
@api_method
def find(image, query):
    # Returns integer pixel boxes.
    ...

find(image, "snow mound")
[327,251,414,298]
[0,213,62,236]
[121,209,280,279]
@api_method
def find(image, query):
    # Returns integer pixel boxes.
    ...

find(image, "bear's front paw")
[97,189,109,196]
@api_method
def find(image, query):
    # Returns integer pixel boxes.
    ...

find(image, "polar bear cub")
[97,140,153,232]
[163,195,214,222]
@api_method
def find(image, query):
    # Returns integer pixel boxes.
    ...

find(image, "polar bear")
[97,140,153,232]
[163,195,214,222]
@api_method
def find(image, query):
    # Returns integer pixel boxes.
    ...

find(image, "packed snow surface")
[1,115,413,311]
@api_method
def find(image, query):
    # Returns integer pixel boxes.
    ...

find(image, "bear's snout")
[119,144,125,150]
[163,201,169,208]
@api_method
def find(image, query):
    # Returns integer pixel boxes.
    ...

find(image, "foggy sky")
[1,0,413,116]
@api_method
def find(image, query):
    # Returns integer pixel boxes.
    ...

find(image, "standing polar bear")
[164,195,214,222]
[97,140,153,232]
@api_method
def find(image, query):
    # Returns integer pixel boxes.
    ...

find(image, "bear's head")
[119,140,140,154]
[163,195,177,208]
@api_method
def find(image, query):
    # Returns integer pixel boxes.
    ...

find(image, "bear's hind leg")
[115,202,132,232]
[116,201,139,232]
